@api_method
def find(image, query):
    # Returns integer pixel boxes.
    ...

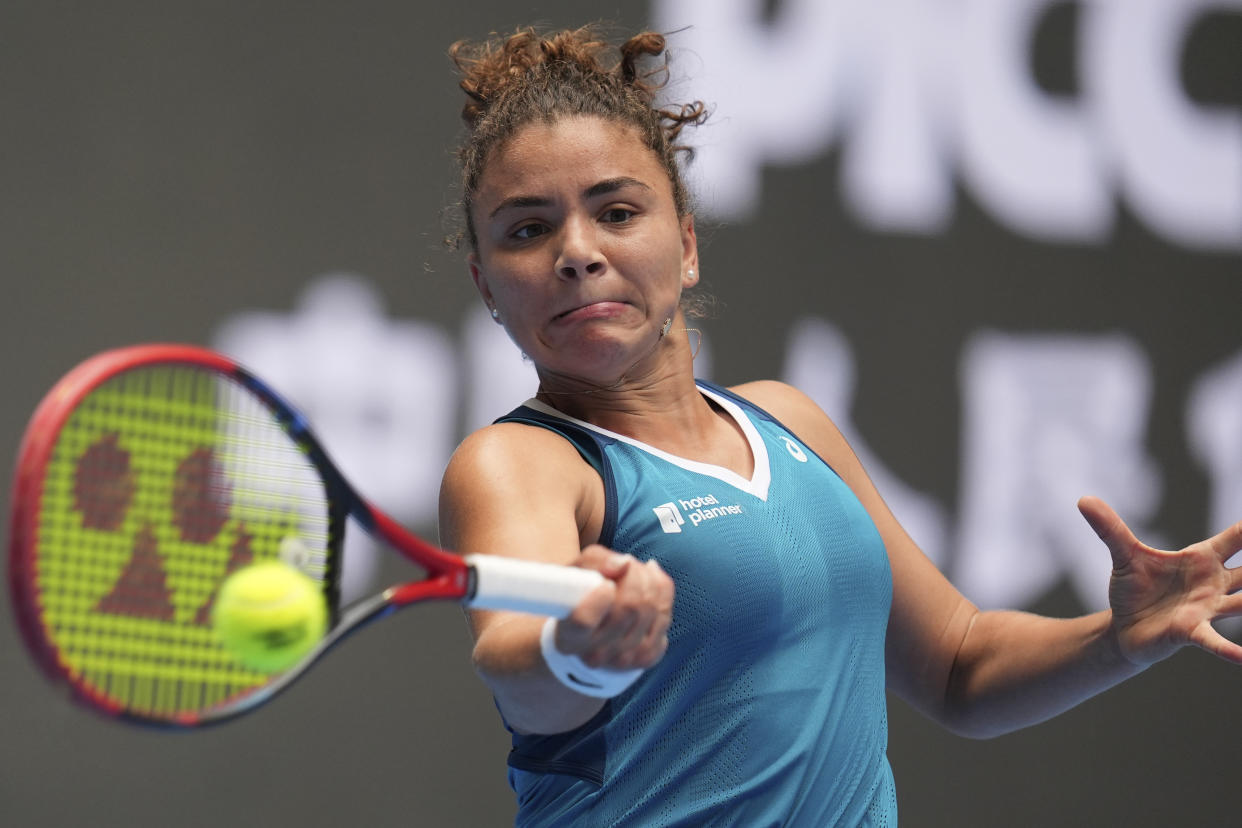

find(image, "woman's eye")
[601,207,635,223]
[511,223,547,240]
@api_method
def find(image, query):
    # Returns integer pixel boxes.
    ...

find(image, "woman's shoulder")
[723,379,853,464]
[441,420,609,553]
[724,380,828,425]
[446,419,590,481]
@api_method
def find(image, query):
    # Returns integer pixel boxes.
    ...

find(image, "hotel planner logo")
[653,494,744,534]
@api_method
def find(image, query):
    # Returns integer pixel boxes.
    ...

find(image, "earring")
[687,269,696,279]
[490,307,501,323]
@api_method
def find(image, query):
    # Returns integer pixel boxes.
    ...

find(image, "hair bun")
[448,24,707,249]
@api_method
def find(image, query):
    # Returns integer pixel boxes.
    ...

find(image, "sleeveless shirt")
[496,382,897,827]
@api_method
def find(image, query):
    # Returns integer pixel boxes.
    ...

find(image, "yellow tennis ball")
[213,560,328,673]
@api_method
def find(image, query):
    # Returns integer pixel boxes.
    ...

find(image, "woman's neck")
[533,327,712,444]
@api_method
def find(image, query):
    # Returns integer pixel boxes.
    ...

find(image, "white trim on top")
[520,384,771,501]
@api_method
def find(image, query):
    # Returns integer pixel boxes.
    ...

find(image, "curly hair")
[448,25,708,252]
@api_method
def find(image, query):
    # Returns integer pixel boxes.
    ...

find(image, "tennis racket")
[9,343,603,727]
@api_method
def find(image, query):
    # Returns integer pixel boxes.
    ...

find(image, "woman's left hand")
[1079,495,1242,667]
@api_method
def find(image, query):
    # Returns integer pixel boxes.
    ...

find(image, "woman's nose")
[555,216,605,279]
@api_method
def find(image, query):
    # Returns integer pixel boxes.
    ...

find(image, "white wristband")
[539,617,644,699]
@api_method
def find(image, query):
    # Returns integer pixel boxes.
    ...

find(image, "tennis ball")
[213,559,328,673]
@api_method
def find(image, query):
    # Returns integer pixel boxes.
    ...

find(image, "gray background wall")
[3,2,1239,826]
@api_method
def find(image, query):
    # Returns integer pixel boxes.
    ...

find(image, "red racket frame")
[9,344,475,723]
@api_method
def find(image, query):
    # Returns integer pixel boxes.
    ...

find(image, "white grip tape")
[540,618,644,699]
[465,554,604,618]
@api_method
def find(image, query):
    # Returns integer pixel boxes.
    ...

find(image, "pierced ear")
[468,253,493,306]
[680,215,699,287]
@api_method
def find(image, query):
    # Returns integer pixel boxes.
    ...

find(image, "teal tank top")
[497,382,897,827]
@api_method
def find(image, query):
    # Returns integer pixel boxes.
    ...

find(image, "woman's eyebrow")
[489,178,652,219]
[489,194,550,219]
[584,177,651,199]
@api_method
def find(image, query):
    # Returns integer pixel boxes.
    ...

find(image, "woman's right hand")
[442,423,670,732]
[553,545,675,672]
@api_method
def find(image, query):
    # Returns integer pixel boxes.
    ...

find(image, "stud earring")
[490,307,501,323]
[687,268,696,279]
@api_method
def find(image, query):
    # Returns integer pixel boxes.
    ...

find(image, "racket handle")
[464,554,604,618]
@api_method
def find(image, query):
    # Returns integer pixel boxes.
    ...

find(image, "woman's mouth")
[552,301,628,323]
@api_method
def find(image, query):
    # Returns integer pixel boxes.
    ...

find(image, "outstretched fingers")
[1216,589,1242,618]
[1078,495,1143,568]
[1205,519,1242,565]
[1191,525,1242,666]
[1190,621,1242,666]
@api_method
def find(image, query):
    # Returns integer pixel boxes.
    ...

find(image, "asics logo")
[780,436,808,462]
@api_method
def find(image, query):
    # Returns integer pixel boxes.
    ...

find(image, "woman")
[437,26,1242,826]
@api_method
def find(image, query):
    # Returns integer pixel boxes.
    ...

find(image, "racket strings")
[33,364,333,719]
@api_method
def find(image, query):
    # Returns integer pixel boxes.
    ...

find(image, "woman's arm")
[737,380,1242,739]
[439,423,673,735]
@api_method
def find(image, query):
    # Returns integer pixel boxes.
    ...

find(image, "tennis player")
[437,25,1242,826]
